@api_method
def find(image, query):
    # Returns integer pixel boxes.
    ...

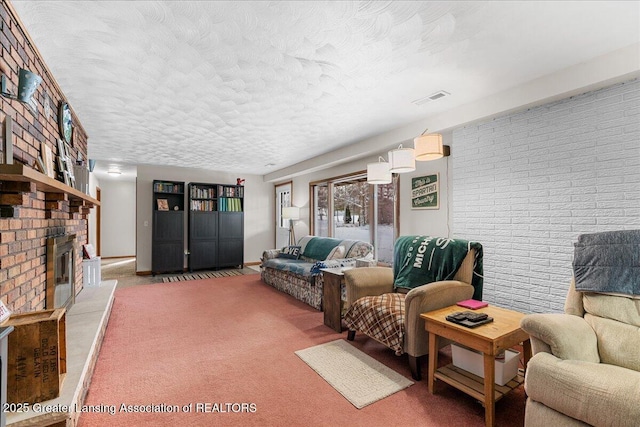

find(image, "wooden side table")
[421,305,532,427]
[320,268,349,333]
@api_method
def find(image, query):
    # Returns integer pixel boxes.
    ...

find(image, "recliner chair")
[520,230,640,427]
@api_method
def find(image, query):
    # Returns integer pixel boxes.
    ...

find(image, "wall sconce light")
[1,68,43,114]
[414,130,450,161]
[366,156,392,184]
[388,144,416,173]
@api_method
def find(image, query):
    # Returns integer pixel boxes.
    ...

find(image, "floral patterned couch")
[261,236,374,310]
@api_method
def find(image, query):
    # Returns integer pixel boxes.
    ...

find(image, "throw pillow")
[325,245,346,260]
[277,245,301,260]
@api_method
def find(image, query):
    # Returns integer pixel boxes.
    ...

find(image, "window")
[278,186,291,228]
[310,172,398,264]
[375,182,396,264]
[313,184,329,237]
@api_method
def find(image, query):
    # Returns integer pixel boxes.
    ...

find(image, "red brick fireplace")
[0,0,93,314]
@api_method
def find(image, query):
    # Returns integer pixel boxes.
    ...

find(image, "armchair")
[343,236,483,380]
[520,230,640,427]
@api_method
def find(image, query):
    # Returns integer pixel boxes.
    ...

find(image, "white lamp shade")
[367,160,392,184]
[414,133,444,161]
[388,147,416,173]
[282,206,300,220]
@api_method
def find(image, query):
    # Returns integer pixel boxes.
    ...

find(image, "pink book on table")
[456,299,488,310]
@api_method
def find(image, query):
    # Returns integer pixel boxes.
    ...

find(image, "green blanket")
[393,236,483,300]
[301,237,343,261]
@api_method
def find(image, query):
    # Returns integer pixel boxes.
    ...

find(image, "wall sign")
[411,174,439,209]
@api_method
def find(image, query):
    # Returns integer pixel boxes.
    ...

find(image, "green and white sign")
[411,174,439,209]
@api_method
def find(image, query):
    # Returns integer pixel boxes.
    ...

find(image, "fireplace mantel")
[0,164,99,218]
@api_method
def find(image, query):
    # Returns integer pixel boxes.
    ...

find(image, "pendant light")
[414,131,450,161]
[388,144,416,173]
[366,156,391,184]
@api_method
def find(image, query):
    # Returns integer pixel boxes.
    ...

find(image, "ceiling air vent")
[412,90,450,106]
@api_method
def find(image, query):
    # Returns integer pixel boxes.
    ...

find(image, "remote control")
[466,312,489,322]
[446,312,469,322]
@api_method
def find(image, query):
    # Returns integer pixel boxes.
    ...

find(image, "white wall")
[452,79,640,314]
[136,164,273,273]
[100,179,136,257]
[399,131,453,237]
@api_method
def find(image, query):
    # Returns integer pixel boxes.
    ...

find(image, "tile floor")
[100,257,260,289]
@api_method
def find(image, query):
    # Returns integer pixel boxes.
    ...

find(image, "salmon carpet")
[79,275,526,426]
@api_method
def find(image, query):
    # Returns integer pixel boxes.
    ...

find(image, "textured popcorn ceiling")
[11,1,640,176]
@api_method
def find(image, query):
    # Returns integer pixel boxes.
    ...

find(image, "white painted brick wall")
[452,79,640,314]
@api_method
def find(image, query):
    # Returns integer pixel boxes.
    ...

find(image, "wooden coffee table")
[420,305,532,427]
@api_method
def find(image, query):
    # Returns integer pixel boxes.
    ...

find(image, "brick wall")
[0,1,89,313]
[452,79,640,314]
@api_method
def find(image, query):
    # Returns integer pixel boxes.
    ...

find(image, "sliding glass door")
[311,172,398,264]
[375,182,396,264]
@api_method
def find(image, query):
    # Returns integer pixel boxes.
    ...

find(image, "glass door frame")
[275,181,293,248]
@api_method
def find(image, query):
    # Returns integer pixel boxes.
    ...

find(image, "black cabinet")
[152,180,185,275]
[188,183,244,271]
[218,211,244,268]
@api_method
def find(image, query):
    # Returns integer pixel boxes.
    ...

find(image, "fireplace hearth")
[46,234,77,310]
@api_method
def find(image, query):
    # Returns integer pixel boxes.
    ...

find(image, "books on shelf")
[217,185,244,198]
[186,183,243,212]
[190,200,216,211]
[154,182,183,193]
[218,197,242,212]
[190,186,216,199]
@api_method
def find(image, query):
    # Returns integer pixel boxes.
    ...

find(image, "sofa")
[520,230,640,427]
[261,236,374,310]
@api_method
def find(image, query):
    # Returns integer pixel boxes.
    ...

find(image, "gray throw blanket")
[573,230,640,296]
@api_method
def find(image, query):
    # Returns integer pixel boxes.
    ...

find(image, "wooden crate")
[5,308,67,404]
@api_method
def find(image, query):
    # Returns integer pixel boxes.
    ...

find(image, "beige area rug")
[295,339,413,409]
[162,269,244,282]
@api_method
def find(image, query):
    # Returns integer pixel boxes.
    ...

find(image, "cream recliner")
[520,230,640,427]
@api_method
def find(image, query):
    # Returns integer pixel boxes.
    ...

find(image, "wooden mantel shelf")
[0,164,100,207]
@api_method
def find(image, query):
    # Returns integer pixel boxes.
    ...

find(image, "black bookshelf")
[152,180,185,275]
[188,182,244,271]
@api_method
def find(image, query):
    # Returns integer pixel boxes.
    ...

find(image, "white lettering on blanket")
[413,237,456,269]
